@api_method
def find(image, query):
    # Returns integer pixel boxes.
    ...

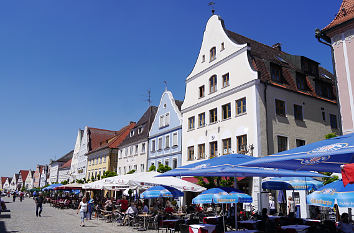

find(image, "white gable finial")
[208,2,215,15]
[163,80,168,91]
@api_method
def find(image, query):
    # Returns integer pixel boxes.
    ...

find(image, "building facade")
[24,171,34,190]
[40,166,49,188]
[9,174,19,191]
[58,159,71,183]
[148,90,183,170]
[182,15,340,210]
[320,0,354,134]
[33,165,45,188]
[86,122,135,180]
[49,150,73,184]
[117,106,157,175]
[3,178,11,192]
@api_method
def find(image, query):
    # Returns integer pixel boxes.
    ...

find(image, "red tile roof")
[19,170,29,182]
[323,0,354,32]
[1,177,9,185]
[60,159,72,169]
[88,127,120,152]
[87,122,136,154]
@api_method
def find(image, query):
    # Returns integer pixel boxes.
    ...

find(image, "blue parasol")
[157,154,326,178]
[240,133,354,173]
[42,184,63,191]
[140,185,183,199]
[262,177,323,191]
[307,180,354,207]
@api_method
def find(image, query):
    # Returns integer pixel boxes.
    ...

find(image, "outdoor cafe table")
[162,219,179,229]
[203,216,222,224]
[238,220,261,230]
[172,212,186,217]
[281,224,310,233]
[138,213,152,230]
[189,224,216,233]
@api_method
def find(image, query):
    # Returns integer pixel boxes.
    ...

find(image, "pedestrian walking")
[12,192,16,202]
[77,197,88,227]
[20,192,24,202]
[86,198,94,220]
[35,192,44,217]
[287,196,295,218]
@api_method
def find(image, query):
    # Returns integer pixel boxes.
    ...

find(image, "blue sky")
[0,0,341,177]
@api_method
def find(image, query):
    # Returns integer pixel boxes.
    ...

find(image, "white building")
[24,171,34,190]
[182,14,340,212]
[49,150,73,184]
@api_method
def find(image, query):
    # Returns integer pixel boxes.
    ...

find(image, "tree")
[97,174,101,180]
[61,180,69,185]
[195,176,235,189]
[325,133,337,139]
[91,175,95,182]
[101,171,117,178]
[76,179,84,184]
[322,172,339,185]
[127,169,136,174]
[157,164,171,173]
[148,165,156,171]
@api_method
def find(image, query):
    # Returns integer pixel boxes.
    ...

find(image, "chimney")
[272,43,282,51]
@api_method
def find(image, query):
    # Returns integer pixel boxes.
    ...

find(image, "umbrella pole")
[235,204,238,230]
[222,204,225,232]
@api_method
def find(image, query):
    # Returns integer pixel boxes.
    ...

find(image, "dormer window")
[221,42,225,51]
[296,73,309,91]
[130,130,135,137]
[270,63,286,84]
[210,47,216,61]
[209,75,217,93]
[138,127,143,134]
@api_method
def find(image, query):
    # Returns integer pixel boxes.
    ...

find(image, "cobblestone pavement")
[0,197,157,233]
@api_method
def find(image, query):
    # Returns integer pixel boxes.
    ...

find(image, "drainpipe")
[263,81,270,155]
[315,29,343,135]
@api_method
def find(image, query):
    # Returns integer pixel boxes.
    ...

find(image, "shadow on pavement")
[0,220,18,233]
[0,214,11,218]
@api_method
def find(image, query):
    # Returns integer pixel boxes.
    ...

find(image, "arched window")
[209,75,217,93]
[210,47,216,61]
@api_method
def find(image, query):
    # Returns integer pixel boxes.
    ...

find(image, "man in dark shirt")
[35,192,44,217]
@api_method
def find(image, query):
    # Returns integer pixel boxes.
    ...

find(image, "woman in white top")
[77,197,88,227]
[287,196,295,218]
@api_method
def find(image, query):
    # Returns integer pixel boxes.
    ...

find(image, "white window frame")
[158,137,163,151]
[172,132,178,147]
[135,144,139,155]
[151,140,156,152]
[275,98,287,117]
[165,112,170,126]
[159,115,165,128]
[172,157,178,169]
[141,143,146,153]
[165,134,170,149]
[277,135,289,153]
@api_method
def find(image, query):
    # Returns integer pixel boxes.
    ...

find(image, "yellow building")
[86,122,136,181]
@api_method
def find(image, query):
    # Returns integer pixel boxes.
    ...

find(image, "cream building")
[182,14,340,211]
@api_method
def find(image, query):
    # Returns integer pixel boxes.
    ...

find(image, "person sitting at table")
[206,204,213,213]
[338,213,354,233]
[119,196,128,212]
[257,208,272,233]
[142,201,149,213]
[104,198,113,211]
[165,205,174,213]
[122,203,138,225]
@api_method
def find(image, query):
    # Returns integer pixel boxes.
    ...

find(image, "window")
[134,165,137,171]
[165,160,169,167]
[173,158,177,169]
[187,146,194,161]
[221,42,225,51]
[237,135,247,153]
[172,132,178,146]
[209,75,217,93]
[222,138,231,155]
[209,108,218,123]
[222,103,231,120]
[135,145,139,155]
[294,104,303,121]
[296,139,306,147]
[138,127,143,134]
[198,113,205,127]
[210,47,216,61]
[159,115,165,128]
[222,73,229,87]
[123,167,126,174]
[322,111,326,122]
[330,114,338,129]
[296,73,309,91]
[315,81,335,100]
[89,159,91,166]
[123,148,127,158]
[202,55,205,63]
[151,140,156,152]
[103,155,106,163]
[130,146,133,155]
[165,113,170,126]
[99,156,102,164]
[140,164,145,172]
[199,85,205,98]
[165,135,170,148]
[188,116,195,130]
[118,167,121,175]
[158,137,163,150]
[142,143,146,153]
[198,144,205,160]
[210,141,218,158]
[130,130,134,137]
[236,97,246,115]
[277,136,288,152]
[275,99,286,117]
[270,63,284,83]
